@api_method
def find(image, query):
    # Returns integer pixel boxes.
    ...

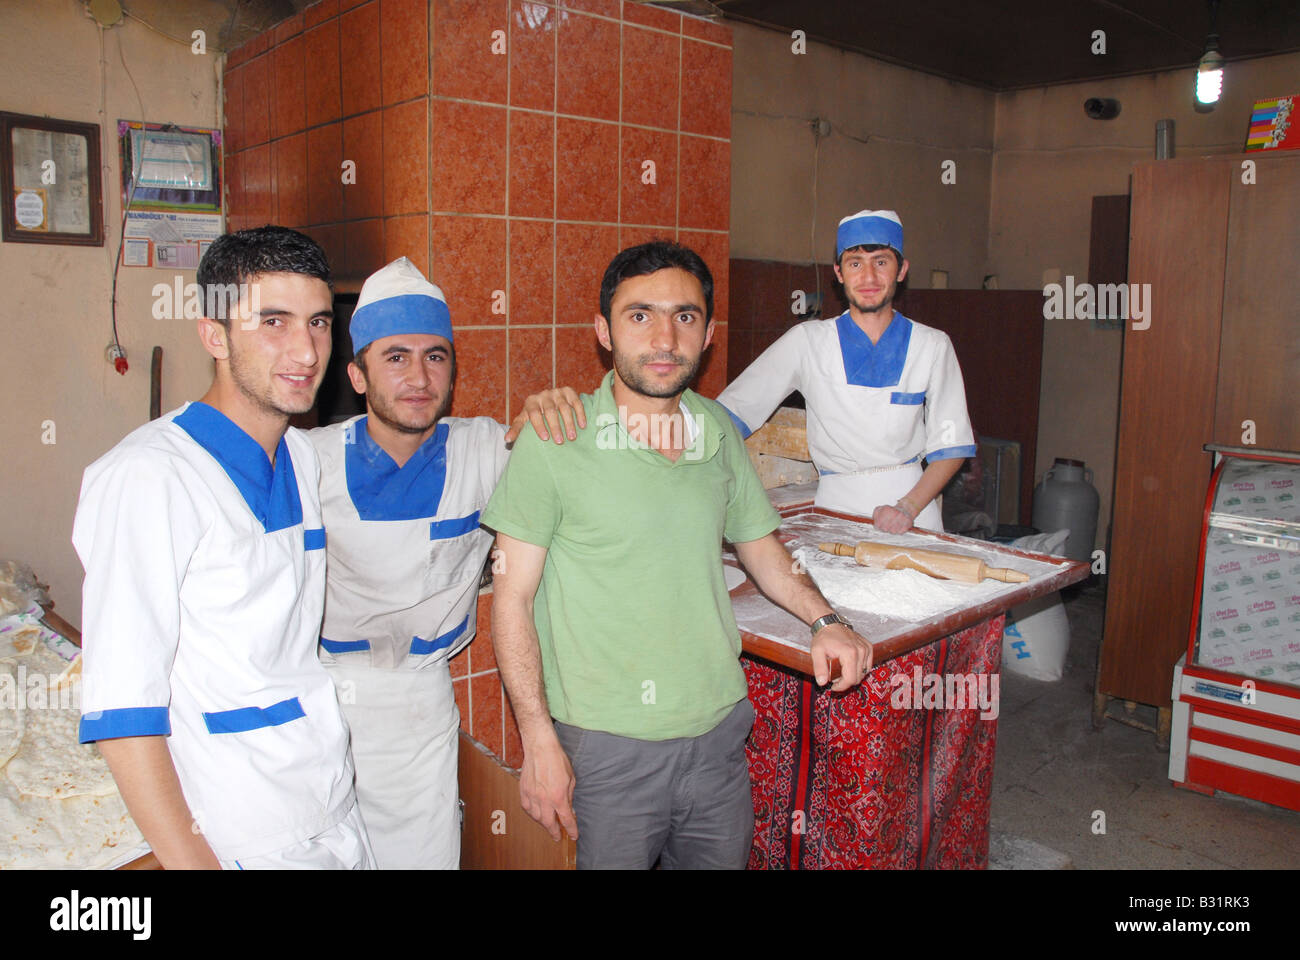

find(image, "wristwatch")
[810,612,853,636]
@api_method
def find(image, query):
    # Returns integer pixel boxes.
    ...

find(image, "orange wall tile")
[555,119,618,223]
[272,34,306,140]
[342,110,384,220]
[508,111,555,219]
[340,2,383,116]
[433,0,509,103]
[621,25,679,130]
[508,326,554,420]
[556,12,619,121]
[243,54,272,147]
[450,328,508,421]
[381,0,430,105]
[344,217,385,277]
[510,0,556,111]
[274,133,308,228]
[432,215,507,325]
[470,672,505,759]
[306,122,344,224]
[431,100,507,215]
[620,127,676,227]
[383,100,427,216]
[304,20,342,127]
[304,0,339,29]
[507,220,554,325]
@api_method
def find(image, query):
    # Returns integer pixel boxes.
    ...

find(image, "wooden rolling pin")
[819,541,1029,584]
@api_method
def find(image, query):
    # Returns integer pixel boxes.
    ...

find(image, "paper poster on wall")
[124,210,222,242]
[128,128,214,191]
[118,210,222,266]
[116,120,223,267]
[121,236,151,266]
[118,120,222,213]
[155,242,201,269]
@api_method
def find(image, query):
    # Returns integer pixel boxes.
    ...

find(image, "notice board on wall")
[117,120,223,267]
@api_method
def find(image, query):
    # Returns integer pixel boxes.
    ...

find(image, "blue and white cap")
[835,209,903,261]
[350,257,453,354]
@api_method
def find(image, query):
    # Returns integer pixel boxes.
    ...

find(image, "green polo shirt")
[482,371,781,740]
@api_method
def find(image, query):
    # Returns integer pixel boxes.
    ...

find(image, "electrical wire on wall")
[95,15,146,374]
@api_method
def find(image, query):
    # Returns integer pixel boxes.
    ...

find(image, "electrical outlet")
[106,342,128,375]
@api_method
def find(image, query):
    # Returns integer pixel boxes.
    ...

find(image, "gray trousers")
[553,698,756,870]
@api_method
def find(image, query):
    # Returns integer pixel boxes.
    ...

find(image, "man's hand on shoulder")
[505,386,587,445]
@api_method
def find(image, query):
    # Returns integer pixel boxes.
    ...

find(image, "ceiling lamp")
[1196,0,1224,107]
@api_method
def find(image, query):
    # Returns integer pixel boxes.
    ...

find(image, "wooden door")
[1099,158,1230,706]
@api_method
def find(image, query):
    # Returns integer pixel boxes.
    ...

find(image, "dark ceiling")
[699,0,1300,90]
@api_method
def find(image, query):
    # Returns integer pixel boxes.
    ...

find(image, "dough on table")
[0,638,144,868]
[0,659,24,769]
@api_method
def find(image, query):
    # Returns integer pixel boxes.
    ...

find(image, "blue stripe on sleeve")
[720,404,753,439]
[889,391,926,405]
[202,697,306,734]
[410,616,470,656]
[429,510,480,541]
[79,706,171,743]
[927,444,978,461]
[304,527,326,550]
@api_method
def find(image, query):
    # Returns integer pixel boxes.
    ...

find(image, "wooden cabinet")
[1214,159,1300,451]
[1099,151,1299,709]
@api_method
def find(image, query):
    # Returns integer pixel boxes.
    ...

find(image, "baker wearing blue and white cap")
[716,210,975,532]
[308,257,576,868]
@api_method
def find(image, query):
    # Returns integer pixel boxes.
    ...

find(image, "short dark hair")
[196,225,333,327]
[599,240,714,323]
[838,243,903,271]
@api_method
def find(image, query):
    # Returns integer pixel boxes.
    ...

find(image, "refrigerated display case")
[1169,445,1300,811]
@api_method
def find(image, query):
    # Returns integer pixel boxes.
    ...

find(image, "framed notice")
[0,112,104,246]
[118,120,221,213]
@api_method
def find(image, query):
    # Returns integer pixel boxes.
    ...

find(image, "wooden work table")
[731,492,1090,673]
[733,487,1089,870]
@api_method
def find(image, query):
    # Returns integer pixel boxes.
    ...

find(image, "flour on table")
[794,546,1017,622]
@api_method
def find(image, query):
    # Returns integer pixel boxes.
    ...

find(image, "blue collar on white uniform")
[174,401,303,533]
[345,416,450,521]
[836,310,912,388]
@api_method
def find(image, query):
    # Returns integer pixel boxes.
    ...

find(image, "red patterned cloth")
[744,615,1005,869]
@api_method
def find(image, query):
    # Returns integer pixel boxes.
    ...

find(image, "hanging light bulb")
[1195,0,1224,107]
[1197,42,1224,104]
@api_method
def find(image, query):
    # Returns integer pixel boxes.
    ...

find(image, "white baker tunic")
[717,311,976,529]
[310,414,508,869]
[73,402,363,866]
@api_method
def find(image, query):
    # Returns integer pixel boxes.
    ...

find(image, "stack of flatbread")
[0,626,144,869]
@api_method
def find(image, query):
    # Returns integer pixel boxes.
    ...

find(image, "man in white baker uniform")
[310,257,578,869]
[716,210,976,532]
[73,226,372,869]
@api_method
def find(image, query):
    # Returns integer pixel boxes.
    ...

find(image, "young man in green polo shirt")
[483,241,872,869]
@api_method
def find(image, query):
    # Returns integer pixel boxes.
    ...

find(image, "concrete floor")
[988,581,1300,869]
